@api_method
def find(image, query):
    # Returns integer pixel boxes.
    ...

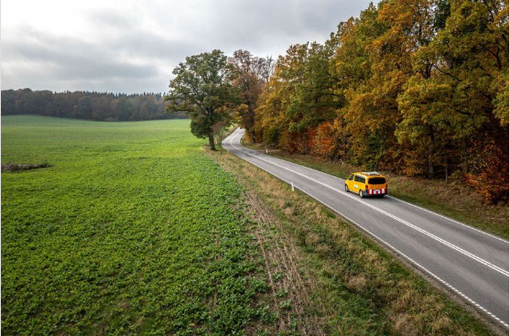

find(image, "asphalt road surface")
[223,128,509,328]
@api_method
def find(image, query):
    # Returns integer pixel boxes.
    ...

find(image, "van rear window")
[369,177,386,185]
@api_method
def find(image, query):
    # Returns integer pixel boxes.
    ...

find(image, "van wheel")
[345,184,349,192]
[359,190,364,198]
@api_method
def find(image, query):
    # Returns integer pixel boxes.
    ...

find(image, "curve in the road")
[223,128,509,329]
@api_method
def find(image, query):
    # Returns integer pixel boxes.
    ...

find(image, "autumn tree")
[254,44,307,152]
[251,0,508,203]
[165,50,239,150]
[253,67,286,146]
[229,50,274,142]
[330,3,389,165]
[398,0,509,201]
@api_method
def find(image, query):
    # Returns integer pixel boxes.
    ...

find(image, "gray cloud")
[2,0,374,93]
[4,31,157,79]
[89,11,143,30]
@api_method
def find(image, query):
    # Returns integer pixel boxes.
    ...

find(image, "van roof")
[355,171,385,177]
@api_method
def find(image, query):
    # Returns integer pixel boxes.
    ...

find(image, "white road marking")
[224,129,509,328]
[228,130,508,277]
[263,143,508,245]
[386,196,509,244]
[244,139,508,245]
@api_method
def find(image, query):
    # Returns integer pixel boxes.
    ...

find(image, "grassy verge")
[208,145,499,335]
[1,116,269,334]
[244,142,508,239]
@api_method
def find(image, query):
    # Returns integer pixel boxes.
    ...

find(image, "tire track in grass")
[244,188,325,335]
[210,150,326,335]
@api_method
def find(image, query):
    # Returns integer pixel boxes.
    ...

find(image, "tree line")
[1,89,187,121]
[167,0,508,204]
[254,0,508,203]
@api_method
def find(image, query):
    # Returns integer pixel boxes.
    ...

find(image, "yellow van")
[344,172,387,198]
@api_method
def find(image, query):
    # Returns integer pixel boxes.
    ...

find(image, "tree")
[115,96,135,121]
[250,0,508,203]
[229,50,274,142]
[165,50,239,150]
[331,3,390,168]
[420,0,507,202]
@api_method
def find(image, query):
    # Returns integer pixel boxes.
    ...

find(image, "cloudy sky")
[2,0,374,94]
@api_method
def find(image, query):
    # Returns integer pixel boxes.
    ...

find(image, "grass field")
[1,116,267,334]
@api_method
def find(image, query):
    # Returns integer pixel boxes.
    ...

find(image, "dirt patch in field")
[2,163,52,172]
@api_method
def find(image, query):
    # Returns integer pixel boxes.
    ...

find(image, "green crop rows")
[2,116,263,334]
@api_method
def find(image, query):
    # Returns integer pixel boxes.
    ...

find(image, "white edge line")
[226,130,509,277]
[385,195,509,244]
[239,135,508,245]
[223,129,509,329]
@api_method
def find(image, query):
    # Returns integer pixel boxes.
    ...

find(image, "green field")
[1,116,263,334]
[1,116,498,335]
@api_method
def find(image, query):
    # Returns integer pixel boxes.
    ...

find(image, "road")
[223,128,509,328]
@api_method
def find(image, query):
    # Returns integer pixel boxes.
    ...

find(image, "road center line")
[227,129,509,278]
[270,154,508,245]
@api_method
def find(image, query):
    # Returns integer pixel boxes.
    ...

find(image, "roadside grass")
[1,116,269,334]
[244,142,509,239]
[208,145,498,335]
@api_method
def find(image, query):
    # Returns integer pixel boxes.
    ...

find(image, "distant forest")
[1,89,187,121]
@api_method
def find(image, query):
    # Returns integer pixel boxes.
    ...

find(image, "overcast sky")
[2,0,374,93]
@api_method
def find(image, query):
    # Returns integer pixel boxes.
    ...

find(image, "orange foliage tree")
[252,0,509,203]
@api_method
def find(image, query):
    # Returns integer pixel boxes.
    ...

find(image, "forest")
[242,0,508,204]
[1,89,187,121]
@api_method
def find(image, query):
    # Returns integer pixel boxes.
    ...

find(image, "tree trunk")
[249,129,256,143]
[427,127,435,178]
[208,133,216,151]
[445,160,448,183]
[428,153,434,178]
